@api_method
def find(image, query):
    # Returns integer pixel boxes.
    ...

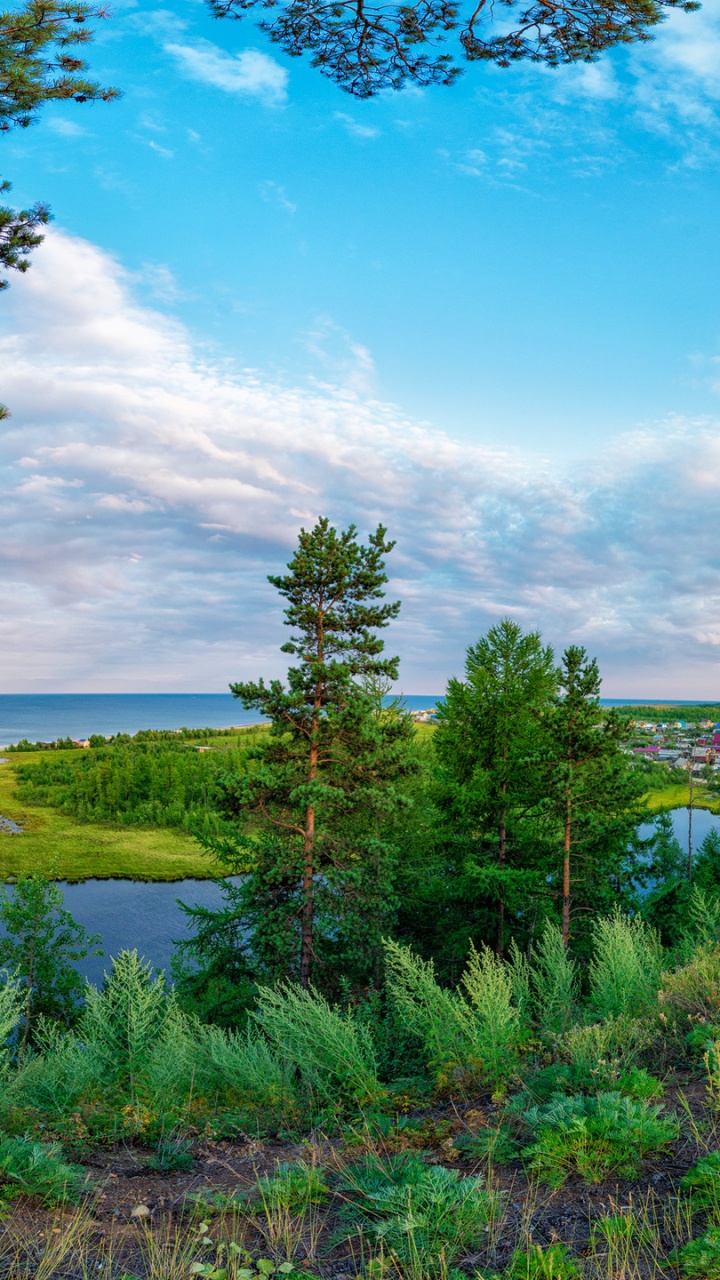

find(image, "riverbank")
[0,756,210,881]
[2,742,717,883]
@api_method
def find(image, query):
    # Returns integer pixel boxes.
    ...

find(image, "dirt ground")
[0,1078,714,1277]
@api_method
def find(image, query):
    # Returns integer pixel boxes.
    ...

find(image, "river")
[0,875,241,988]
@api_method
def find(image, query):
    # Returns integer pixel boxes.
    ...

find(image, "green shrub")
[147,1133,194,1173]
[521,1064,574,1103]
[589,911,662,1020]
[384,939,526,1095]
[82,950,176,1095]
[559,1016,651,1090]
[659,945,720,1028]
[453,1124,519,1165]
[529,924,578,1038]
[522,1091,678,1186]
[0,1133,84,1205]
[507,1243,581,1280]
[254,1161,329,1213]
[383,940,477,1086]
[681,1152,720,1217]
[195,1023,298,1126]
[0,975,22,1070]
[617,1067,664,1099]
[462,943,526,1095]
[507,940,532,1023]
[252,983,384,1111]
[686,1023,720,1057]
[674,1227,720,1279]
[0,1023,102,1120]
[337,1152,499,1270]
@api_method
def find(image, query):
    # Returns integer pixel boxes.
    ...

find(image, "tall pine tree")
[181,518,417,995]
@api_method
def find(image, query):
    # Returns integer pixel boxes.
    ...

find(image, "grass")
[642,782,720,814]
[0,752,210,881]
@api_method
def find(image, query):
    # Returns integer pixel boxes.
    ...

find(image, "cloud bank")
[1,229,720,695]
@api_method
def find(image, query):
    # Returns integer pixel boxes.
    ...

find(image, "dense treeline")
[14,740,248,834]
[5,723,247,752]
[618,703,720,721]
[170,522,654,1022]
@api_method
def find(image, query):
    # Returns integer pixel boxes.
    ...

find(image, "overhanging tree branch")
[209,0,699,95]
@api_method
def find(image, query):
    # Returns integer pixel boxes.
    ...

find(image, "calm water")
[0,693,705,747]
[0,876,241,987]
[0,806,717,984]
[0,694,265,747]
[639,806,720,850]
[0,693,448,747]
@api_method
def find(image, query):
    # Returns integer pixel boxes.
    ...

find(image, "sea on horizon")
[0,692,711,748]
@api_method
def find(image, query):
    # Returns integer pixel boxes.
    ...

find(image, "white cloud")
[45,117,88,138]
[164,40,288,107]
[259,181,297,214]
[2,228,720,695]
[334,112,380,139]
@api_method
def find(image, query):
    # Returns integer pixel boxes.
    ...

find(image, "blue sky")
[2,0,720,694]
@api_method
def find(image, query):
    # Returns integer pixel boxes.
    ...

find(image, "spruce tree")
[433,619,556,955]
[183,518,417,993]
[545,646,641,946]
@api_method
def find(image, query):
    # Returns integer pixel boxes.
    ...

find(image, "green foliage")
[559,1016,651,1090]
[659,943,720,1029]
[16,741,234,832]
[589,910,661,1020]
[681,1152,720,1217]
[0,1020,102,1119]
[253,1161,329,1212]
[384,939,526,1093]
[193,1023,298,1127]
[507,1244,581,1280]
[196,518,419,991]
[617,1067,664,1099]
[0,975,23,1069]
[521,1091,679,1185]
[529,923,578,1037]
[383,938,474,1083]
[433,619,557,954]
[0,1133,84,1204]
[674,1227,720,1279]
[453,1123,519,1164]
[544,648,641,945]
[0,181,49,289]
[337,1152,498,1269]
[147,1133,194,1173]
[461,943,526,1093]
[521,1063,574,1103]
[82,950,176,1095]
[252,982,384,1110]
[0,867,101,1048]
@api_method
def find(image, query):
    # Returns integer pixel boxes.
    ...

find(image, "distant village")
[411,708,720,775]
[628,718,720,774]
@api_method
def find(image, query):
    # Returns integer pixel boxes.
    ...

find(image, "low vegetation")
[0,912,717,1276]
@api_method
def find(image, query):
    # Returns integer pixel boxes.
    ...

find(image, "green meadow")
[0,751,209,881]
